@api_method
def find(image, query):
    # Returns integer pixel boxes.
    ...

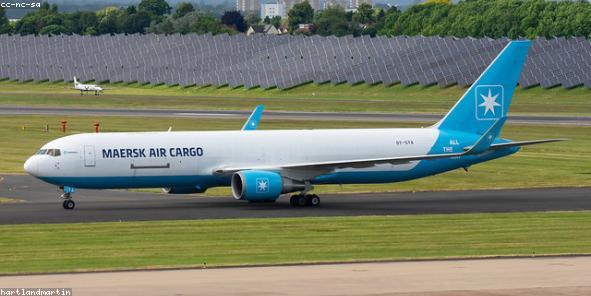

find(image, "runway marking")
[174,113,235,117]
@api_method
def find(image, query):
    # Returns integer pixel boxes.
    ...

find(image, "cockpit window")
[37,149,61,156]
[47,149,61,156]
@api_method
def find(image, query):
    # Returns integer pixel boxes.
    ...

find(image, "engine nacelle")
[231,170,305,201]
[162,185,206,194]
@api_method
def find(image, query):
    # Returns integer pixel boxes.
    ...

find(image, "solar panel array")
[0,34,590,89]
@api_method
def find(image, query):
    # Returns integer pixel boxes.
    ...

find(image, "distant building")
[308,0,322,10]
[261,3,286,19]
[325,0,349,9]
[296,23,315,34]
[246,24,282,36]
[281,0,322,11]
[236,0,260,12]
[350,0,372,9]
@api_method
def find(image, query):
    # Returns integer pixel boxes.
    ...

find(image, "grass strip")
[1,80,590,116]
[1,212,590,274]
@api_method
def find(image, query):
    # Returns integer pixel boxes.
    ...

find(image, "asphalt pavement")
[1,106,590,125]
[1,174,589,224]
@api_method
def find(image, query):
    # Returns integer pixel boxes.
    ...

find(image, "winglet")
[464,117,506,154]
[242,105,264,131]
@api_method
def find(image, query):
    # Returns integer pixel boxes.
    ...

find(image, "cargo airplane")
[25,41,563,210]
[73,77,104,96]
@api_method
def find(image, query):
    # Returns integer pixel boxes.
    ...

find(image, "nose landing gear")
[60,186,76,210]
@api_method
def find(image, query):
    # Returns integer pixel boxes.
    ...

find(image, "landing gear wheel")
[308,195,320,207]
[290,195,300,207]
[62,199,75,210]
[297,195,308,207]
[290,195,307,207]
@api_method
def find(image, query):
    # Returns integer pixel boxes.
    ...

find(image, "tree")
[174,2,194,19]
[314,6,359,37]
[244,12,261,27]
[271,16,282,28]
[193,12,234,34]
[147,11,234,35]
[221,10,246,32]
[139,0,171,16]
[263,16,271,24]
[14,2,65,35]
[40,24,67,35]
[120,9,152,34]
[424,0,451,4]
[0,7,11,34]
[352,3,374,25]
[288,1,314,32]
[97,10,120,34]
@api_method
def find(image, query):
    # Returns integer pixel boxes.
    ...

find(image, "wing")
[215,119,504,179]
[214,120,566,181]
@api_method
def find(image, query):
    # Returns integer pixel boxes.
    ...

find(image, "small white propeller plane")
[73,77,104,96]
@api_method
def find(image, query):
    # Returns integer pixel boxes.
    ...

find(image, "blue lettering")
[102,149,112,158]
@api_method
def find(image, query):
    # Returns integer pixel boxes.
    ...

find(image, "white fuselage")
[24,126,516,192]
[75,83,103,92]
[24,128,461,189]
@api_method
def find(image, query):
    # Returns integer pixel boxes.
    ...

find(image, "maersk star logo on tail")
[476,85,504,120]
[256,178,269,193]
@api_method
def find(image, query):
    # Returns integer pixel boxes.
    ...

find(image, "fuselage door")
[84,145,96,167]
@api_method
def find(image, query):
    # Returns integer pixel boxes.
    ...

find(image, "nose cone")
[24,157,39,176]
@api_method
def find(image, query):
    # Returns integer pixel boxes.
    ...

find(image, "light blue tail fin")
[433,41,531,135]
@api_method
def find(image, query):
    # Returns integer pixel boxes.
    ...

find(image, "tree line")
[1,0,590,38]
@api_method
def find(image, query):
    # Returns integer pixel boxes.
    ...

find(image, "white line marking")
[174,113,235,117]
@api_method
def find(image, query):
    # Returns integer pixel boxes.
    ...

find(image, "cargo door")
[84,145,96,167]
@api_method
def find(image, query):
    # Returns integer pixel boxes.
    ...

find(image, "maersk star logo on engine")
[256,178,269,193]
[475,85,504,120]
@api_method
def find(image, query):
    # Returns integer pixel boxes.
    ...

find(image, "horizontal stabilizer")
[463,118,506,154]
[489,139,567,150]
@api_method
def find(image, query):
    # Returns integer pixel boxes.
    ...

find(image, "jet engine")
[231,170,305,201]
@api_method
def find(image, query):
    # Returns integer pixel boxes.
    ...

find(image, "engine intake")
[231,170,305,201]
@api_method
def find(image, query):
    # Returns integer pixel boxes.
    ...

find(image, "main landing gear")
[290,181,319,207]
[290,194,320,207]
[60,186,76,210]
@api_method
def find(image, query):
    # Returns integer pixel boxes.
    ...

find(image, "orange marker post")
[60,120,67,133]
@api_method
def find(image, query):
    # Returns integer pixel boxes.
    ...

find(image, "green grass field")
[1,212,590,274]
[1,80,590,116]
[1,115,589,194]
